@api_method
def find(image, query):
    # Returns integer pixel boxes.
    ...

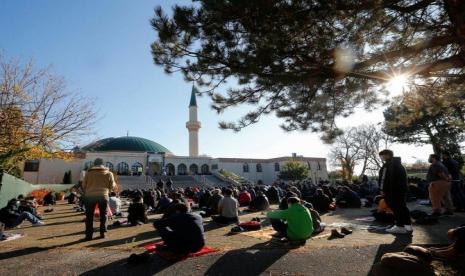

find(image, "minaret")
[186,86,201,156]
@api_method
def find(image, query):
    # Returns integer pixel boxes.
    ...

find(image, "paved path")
[0,202,464,275]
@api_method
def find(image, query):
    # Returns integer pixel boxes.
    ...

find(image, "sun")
[385,74,409,96]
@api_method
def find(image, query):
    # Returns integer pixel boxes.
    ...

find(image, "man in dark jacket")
[442,152,464,211]
[153,203,205,255]
[379,150,412,234]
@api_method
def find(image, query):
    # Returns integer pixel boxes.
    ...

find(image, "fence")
[0,172,74,208]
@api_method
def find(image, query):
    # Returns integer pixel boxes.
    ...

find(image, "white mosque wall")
[23,158,82,184]
[85,152,147,172]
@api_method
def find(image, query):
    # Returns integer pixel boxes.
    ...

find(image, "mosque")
[22,88,328,187]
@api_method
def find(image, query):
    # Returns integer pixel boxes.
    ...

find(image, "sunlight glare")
[385,74,409,96]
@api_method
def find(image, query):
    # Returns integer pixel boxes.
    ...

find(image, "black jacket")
[379,157,407,196]
[0,204,20,228]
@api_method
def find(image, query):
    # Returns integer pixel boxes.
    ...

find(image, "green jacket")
[267,203,313,241]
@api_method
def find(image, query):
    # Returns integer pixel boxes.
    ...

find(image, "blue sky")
[0,0,431,170]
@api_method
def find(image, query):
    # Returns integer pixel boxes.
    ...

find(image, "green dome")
[83,136,172,153]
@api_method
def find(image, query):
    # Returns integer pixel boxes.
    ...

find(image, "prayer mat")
[143,241,219,260]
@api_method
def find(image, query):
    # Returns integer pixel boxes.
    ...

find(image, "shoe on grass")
[328,229,345,240]
[341,227,353,235]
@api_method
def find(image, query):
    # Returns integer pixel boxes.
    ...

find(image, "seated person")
[155,193,172,213]
[267,197,313,242]
[207,189,223,216]
[238,189,252,207]
[249,191,270,211]
[310,189,331,213]
[153,203,205,255]
[67,191,78,204]
[17,195,42,219]
[429,225,465,260]
[266,186,281,204]
[335,186,362,208]
[127,196,148,226]
[0,199,44,228]
[212,189,239,224]
[43,192,56,206]
[372,195,395,223]
[143,191,156,211]
[109,192,122,216]
[198,190,211,209]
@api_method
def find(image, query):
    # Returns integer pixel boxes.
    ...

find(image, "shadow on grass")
[0,238,90,260]
[204,241,290,275]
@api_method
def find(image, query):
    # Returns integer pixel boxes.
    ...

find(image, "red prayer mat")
[143,242,219,259]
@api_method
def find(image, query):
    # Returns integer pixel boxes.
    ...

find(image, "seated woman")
[429,225,465,260]
[267,197,313,242]
[153,203,205,256]
[0,199,44,228]
[127,196,148,226]
[335,186,362,208]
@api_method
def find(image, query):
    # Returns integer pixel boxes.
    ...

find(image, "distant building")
[22,87,328,185]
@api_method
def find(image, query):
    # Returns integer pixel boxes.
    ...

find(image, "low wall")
[0,172,74,208]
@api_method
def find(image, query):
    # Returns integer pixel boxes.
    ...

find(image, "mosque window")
[105,162,114,171]
[243,163,249,173]
[24,160,40,172]
[117,162,129,175]
[256,163,262,172]
[317,162,322,171]
[274,162,280,172]
[211,164,218,170]
[178,163,187,175]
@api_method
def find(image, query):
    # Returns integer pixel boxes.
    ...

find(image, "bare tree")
[0,54,97,174]
[329,124,389,180]
[329,128,362,181]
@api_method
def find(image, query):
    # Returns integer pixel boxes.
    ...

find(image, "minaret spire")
[186,85,201,156]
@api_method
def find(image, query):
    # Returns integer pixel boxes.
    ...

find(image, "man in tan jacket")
[82,158,116,240]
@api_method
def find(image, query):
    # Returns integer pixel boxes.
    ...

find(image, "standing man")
[378,150,412,234]
[427,154,454,216]
[82,158,116,240]
[442,152,464,212]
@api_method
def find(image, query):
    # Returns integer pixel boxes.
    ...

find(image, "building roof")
[82,136,172,154]
[189,85,198,107]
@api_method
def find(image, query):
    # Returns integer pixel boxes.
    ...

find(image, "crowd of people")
[1,150,464,262]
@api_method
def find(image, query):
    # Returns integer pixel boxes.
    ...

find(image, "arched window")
[131,162,143,175]
[105,162,114,171]
[84,161,93,170]
[178,163,187,175]
[256,163,262,172]
[274,162,280,172]
[189,164,199,175]
[117,162,129,175]
[201,164,209,174]
[243,163,249,173]
[166,163,175,175]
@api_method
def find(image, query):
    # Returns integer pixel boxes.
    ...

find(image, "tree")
[62,170,72,184]
[151,1,465,141]
[330,124,388,179]
[278,161,309,181]
[329,128,362,181]
[384,80,464,167]
[0,54,97,174]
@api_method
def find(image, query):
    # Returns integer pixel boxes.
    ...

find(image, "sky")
[0,0,433,172]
